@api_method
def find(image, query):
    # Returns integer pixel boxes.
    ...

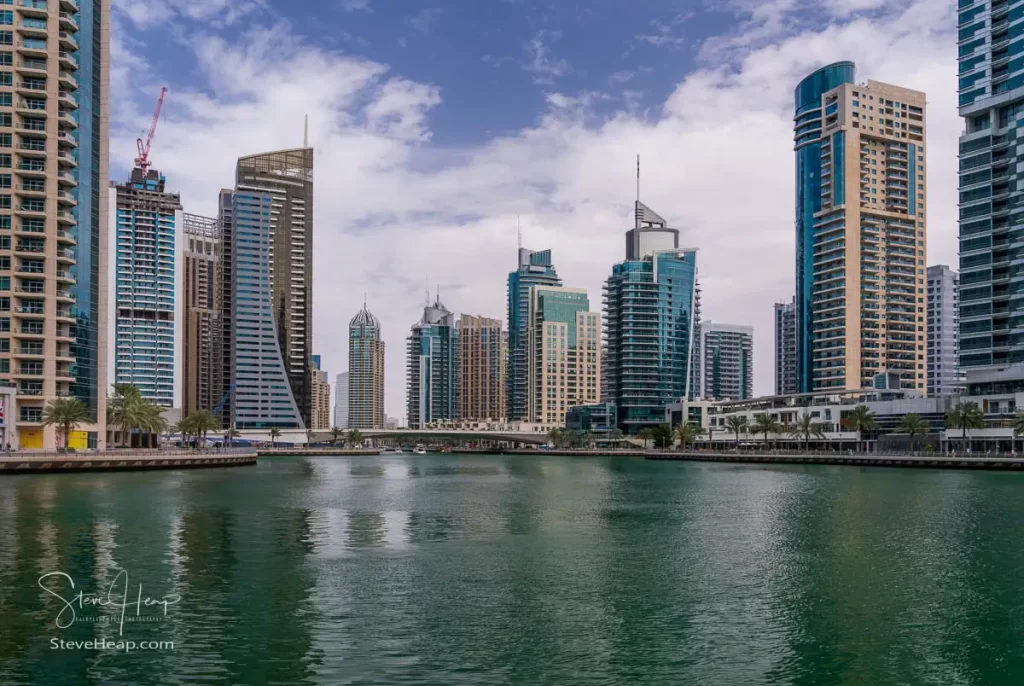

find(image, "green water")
[1,454,1024,685]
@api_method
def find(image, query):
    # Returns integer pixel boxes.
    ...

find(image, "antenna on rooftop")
[303,114,309,148]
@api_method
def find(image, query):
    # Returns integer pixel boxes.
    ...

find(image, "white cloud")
[523,29,571,85]
[113,0,958,419]
[635,20,686,50]
[407,8,441,33]
[340,0,371,12]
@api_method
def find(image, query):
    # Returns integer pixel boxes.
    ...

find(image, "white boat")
[413,447,426,455]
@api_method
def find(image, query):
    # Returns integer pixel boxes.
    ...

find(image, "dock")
[0,449,257,474]
[647,451,1024,471]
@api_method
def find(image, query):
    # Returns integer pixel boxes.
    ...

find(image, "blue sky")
[111,0,958,418]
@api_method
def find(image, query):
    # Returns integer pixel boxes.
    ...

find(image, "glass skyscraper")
[507,247,561,420]
[958,1,1024,388]
[407,295,458,429]
[348,305,384,429]
[603,201,700,434]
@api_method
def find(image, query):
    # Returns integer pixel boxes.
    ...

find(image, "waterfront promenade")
[646,449,1024,471]
[0,448,257,473]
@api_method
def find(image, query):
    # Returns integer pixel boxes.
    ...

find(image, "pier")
[647,451,1024,471]
[0,448,257,474]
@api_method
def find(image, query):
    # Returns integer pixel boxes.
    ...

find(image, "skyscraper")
[699,322,754,401]
[603,202,700,434]
[218,189,234,427]
[407,294,458,429]
[507,247,561,420]
[349,305,384,429]
[310,354,330,430]
[527,287,600,424]
[926,265,964,396]
[794,63,927,393]
[774,299,798,396]
[334,371,349,429]
[457,314,505,421]
[182,213,222,417]
[233,148,313,428]
[0,0,110,449]
[958,4,1024,386]
[230,189,303,429]
[107,168,183,410]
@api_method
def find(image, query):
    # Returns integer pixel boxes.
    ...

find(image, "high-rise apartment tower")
[407,295,458,429]
[794,63,927,393]
[182,213,222,417]
[348,304,384,429]
[774,299,798,395]
[457,314,505,421]
[926,265,964,396]
[0,0,110,448]
[507,247,561,420]
[700,322,754,401]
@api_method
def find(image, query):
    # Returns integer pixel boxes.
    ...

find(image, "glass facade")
[604,249,699,433]
[506,248,560,420]
[230,191,303,429]
[794,62,856,393]
[407,297,458,429]
[958,1,1024,375]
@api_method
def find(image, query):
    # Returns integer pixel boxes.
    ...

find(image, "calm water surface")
[1,453,1024,685]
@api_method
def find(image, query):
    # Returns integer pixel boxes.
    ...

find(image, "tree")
[651,424,673,449]
[177,415,197,448]
[637,428,655,448]
[330,426,344,445]
[188,411,220,450]
[789,412,825,452]
[41,397,89,451]
[674,422,705,451]
[844,405,878,453]
[609,428,624,449]
[946,402,985,453]
[750,413,782,449]
[269,427,282,448]
[107,384,166,448]
[306,429,314,446]
[347,429,363,447]
[224,428,240,446]
[725,416,748,449]
[1012,412,1024,454]
[897,413,930,452]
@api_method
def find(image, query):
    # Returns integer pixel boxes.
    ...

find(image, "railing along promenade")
[0,447,258,473]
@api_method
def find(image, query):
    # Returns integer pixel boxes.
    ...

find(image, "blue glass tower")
[407,295,458,429]
[957,1,1024,385]
[507,248,561,420]
[794,62,856,394]
[603,202,700,434]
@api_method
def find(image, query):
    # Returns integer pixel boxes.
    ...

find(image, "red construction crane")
[135,86,168,175]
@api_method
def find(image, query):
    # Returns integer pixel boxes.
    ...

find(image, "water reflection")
[0,457,1024,683]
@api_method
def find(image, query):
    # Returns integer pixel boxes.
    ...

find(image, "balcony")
[57,190,76,206]
[57,90,77,109]
[18,142,47,158]
[14,244,44,256]
[18,0,49,15]
[17,184,45,197]
[58,51,78,71]
[17,388,43,398]
[58,12,78,32]
[58,32,78,51]
[56,270,75,283]
[58,71,78,90]
[56,230,76,244]
[57,210,76,225]
[55,329,74,342]
[58,111,77,128]
[16,60,47,78]
[57,171,77,187]
[55,309,74,322]
[17,42,48,58]
[15,307,45,318]
[56,290,73,302]
[17,163,46,177]
[57,150,76,167]
[60,0,79,11]
[56,249,75,264]
[19,22,48,39]
[18,119,47,138]
[17,99,47,116]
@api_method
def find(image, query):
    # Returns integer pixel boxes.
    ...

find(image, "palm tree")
[330,426,344,445]
[306,429,314,446]
[107,384,166,448]
[188,411,220,450]
[1012,412,1024,454]
[844,405,878,453]
[637,428,655,448]
[897,413,930,452]
[224,428,240,446]
[750,413,782,449]
[269,427,282,447]
[41,397,89,451]
[674,422,705,451]
[946,402,985,453]
[547,427,564,448]
[347,429,363,447]
[789,412,825,452]
[725,416,748,449]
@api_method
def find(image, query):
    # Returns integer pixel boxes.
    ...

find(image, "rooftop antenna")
[436,283,440,304]
[517,215,522,251]
[636,154,640,203]
[303,114,309,148]
[363,292,366,310]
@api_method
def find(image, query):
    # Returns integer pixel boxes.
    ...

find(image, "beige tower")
[457,314,505,421]
[0,0,110,449]
[527,286,601,425]
[798,73,927,392]
[182,214,222,418]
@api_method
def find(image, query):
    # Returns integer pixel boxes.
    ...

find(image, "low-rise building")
[565,403,617,436]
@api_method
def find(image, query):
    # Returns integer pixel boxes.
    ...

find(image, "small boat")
[394,448,404,454]
[413,447,427,455]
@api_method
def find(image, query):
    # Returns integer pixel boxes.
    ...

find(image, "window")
[0,195,8,209]
[0,93,9,107]
[0,154,8,168]
[0,133,8,147]
[0,52,9,66]
[0,72,9,87]
[0,12,10,26]
[0,32,10,46]
[0,114,7,127]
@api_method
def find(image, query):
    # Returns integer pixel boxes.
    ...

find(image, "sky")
[110,0,959,421]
